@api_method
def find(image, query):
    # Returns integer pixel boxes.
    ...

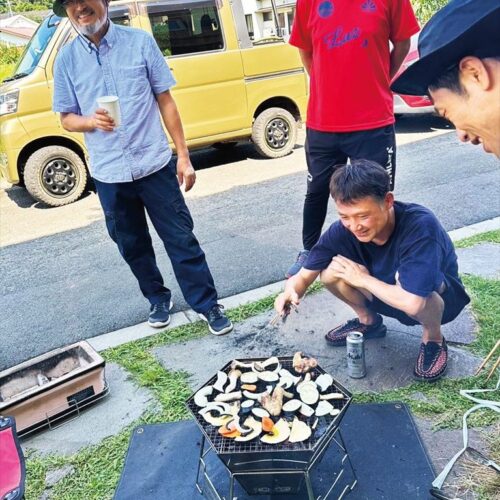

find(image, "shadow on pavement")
[395,113,453,134]
[190,142,304,171]
[4,184,95,209]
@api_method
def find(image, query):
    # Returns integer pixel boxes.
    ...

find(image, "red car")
[392,34,434,114]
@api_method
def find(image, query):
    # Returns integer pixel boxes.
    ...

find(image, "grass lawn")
[23,242,500,499]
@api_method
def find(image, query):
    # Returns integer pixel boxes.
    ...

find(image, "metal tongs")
[269,303,299,327]
[465,446,500,473]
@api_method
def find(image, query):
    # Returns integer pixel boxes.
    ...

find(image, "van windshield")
[13,14,61,78]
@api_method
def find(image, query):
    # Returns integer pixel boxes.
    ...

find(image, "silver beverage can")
[346,331,366,378]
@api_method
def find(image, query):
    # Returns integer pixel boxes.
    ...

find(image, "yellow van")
[0,0,307,206]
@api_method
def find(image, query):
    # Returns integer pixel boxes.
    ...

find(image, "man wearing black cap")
[51,0,234,336]
[392,0,500,158]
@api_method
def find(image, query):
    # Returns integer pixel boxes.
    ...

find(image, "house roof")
[0,25,35,39]
[0,14,38,29]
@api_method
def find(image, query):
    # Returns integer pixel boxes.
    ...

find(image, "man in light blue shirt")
[52,0,233,335]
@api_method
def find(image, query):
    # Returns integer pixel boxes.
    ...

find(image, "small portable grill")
[186,356,358,499]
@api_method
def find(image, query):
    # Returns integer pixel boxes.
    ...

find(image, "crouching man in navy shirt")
[275,160,470,382]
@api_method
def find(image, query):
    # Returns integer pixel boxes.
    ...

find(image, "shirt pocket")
[119,64,149,97]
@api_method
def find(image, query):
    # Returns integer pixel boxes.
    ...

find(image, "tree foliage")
[0,0,52,14]
[411,0,449,25]
[0,43,23,64]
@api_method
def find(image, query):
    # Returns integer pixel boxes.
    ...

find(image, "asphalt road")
[1,117,499,370]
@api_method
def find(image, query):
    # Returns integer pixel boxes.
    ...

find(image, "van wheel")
[24,146,88,207]
[252,107,297,158]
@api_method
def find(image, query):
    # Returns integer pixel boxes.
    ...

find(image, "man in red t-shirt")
[286,0,419,278]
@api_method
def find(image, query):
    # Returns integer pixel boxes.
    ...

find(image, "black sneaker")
[199,304,233,336]
[325,314,387,346]
[148,300,173,328]
[285,250,310,278]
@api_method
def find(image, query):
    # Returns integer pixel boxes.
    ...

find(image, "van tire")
[252,107,297,158]
[24,146,88,207]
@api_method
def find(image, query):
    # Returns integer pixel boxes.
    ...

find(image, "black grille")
[186,356,352,455]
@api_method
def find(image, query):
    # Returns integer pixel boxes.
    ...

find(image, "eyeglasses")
[62,0,88,8]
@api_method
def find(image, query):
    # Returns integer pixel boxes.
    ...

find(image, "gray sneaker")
[285,250,310,278]
[148,300,173,328]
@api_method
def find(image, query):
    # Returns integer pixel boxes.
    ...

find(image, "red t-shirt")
[290,0,419,132]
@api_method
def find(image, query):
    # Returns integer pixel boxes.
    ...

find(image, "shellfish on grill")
[292,352,318,374]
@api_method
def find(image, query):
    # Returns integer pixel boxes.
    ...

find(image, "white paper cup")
[96,95,121,127]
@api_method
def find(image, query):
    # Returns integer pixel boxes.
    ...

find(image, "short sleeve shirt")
[304,202,464,298]
[53,22,176,183]
[289,0,419,132]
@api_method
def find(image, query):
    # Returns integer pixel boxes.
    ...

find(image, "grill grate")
[186,356,352,456]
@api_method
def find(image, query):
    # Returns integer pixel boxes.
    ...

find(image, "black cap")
[391,0,500,96]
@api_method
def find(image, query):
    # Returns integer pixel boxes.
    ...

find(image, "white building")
[0,14,38,46]
[242,0,296,41]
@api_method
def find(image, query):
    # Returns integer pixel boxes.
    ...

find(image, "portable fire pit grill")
[186,356,357,499]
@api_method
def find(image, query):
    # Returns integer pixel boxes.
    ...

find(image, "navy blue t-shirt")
[305,201,464,299]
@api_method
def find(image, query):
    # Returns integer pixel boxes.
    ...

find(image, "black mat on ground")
[114,403,435,499]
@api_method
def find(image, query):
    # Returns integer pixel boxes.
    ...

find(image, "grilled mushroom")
[320,392,344,400]
[253,356,281,373]
[194,385,214,407]
[299,403,315,418]
[231,360,254,370]
[225,369,242,393]
[215,391,242,402]
[258,371,279,383]
[213,371,228,393]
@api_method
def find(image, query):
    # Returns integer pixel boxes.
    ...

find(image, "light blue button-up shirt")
[53,22,176,183]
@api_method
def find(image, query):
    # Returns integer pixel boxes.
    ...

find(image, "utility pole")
[269,0,281,37]
[5,0,14,17]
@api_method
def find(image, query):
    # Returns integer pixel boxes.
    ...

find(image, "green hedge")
[412,0,449,24]
[0,0,51,13]
[0,44,23,65]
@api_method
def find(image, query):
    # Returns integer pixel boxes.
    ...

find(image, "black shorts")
[305,125,397,192]
[370,275,471,327]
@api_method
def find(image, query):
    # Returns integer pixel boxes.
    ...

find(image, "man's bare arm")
[299,48,313,76]
[390,39,411,80]
[275,268,320,315]
[60,110,114,132]
[155,90,195,192]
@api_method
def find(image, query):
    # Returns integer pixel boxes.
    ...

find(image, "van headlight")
[0,89,19,116]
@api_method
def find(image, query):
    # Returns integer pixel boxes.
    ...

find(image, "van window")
[109,4,131,26]
[145,0,224,57]
[9,14,61,80]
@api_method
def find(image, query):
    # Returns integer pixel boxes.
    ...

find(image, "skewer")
[269,303,299,327]
[474,339,500,376]
[485,356,500,382]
